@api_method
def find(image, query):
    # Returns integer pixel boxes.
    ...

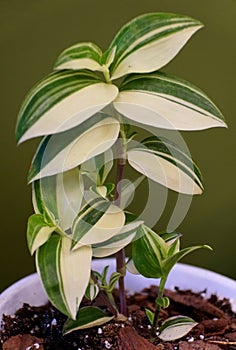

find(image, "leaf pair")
[15,13,226,145]
[131,225,211,279]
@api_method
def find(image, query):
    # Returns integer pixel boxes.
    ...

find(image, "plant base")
[1,286,236,350]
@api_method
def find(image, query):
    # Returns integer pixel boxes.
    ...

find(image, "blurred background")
[0,0,235,292]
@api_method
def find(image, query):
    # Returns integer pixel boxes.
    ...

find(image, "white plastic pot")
[1,260,236,323]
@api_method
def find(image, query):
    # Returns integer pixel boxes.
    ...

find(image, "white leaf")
[114,91,226,130]
[60,237,92,320]
[158,316,198,341]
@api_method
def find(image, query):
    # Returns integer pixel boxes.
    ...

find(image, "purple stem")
[114,136,127,316]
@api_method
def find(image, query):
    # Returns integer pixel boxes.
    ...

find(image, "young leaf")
[54,42,103,71]
[158,316,198,341]
[127,136,204,195]
[132,225,168,278]
[16,70,118,143]
[27,214,56,255]
[114,71,226,130]
[85,279,99,301]
[72,197,125,249]
[106,13,203,79]
[36,234,92,319]
[108,272,122,292]
[32,167,84,231]
[28,114,120,182]
[145,308,154,325]
[155,296,170,309]
[63,306,114,334]
[162,244,212,276]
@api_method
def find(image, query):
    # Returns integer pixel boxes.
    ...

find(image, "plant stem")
[115,133,127,316]
[151,276,167,337]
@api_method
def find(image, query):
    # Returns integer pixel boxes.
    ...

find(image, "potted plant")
[1,12,235,349]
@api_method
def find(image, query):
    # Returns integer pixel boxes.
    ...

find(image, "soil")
[1,286,236,350]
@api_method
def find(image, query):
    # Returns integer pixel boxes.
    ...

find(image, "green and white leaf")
[114,71,226,130]
[81,149,114,185]
[145,308,154,325]
[132,225,168,278]
[156,296,170,309]
[54,42,103,71]
[126,259,140,275]
[16,70,118,143]
[27,214,56,255]
[158,316,198,341]
[92,219,142,257]
[32,167,84,231]
[36,234,92,319]
[85,279,99,301]
[72,197,125,249]
[108,272,122,291]
[106,13,203,79]
[63,306,114,334]
[127,136,204,195]
[162,244,212,276]
[28,114,120,182]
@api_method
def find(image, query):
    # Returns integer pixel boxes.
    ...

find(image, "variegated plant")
[16,13,226,341]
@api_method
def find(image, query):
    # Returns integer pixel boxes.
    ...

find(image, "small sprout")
[155,296,170,309]
[158,316,198,341]
[145,308,154,325]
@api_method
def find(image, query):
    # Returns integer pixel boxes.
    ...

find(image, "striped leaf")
[16,70,118,143]
[158,316,197,341]
[32,167,84,231]
[92,219,142,257]
[114,71,226,130]
[162,244,212,276]
[63,306,114,334]
[36,234,92,319]
[27,214,56,255]
[28,114,120,182]
[132,225,168,278]
[54,42,103,71]
[105,13,203,80]
[127,136,204,195]
[72,197,125,250]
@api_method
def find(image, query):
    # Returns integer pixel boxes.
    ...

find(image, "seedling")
[16,12,226,341]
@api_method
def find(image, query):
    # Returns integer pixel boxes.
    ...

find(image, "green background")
[0,0,235,292]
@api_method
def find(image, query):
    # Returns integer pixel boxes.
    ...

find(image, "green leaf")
[54,42,103,71]
[85,279,99,301]
[32,167,84,231]
[158,316,198,341]
[36,234,92,319]
[63,306,114,334]
[72,197,125,249]
[27,214,56,255]
[114,71,226,130]
[127,136,204,195]
[28,114,120,182]
[16,70,118,143]
[92,219,142,257]
[162,244,212,276]
[108,272,122,291]
[145,308,154,325]
[106,13,203,79]
[132,225,168,278]
[156,296,170,309]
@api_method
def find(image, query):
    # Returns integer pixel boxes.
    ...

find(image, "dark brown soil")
[1,286,236,349]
